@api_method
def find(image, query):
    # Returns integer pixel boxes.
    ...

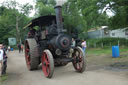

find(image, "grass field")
[86,47,128,56]
[86,47,128,70]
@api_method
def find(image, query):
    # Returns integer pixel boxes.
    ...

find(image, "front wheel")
[41,50,54,78]
[72,47,86,73]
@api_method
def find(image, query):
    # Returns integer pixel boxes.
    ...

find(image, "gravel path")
[1,50,128,85]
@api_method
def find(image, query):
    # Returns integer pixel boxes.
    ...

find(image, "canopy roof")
[24,15,56,29]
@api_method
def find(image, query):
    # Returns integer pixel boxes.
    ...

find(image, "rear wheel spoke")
[72,47,86,72]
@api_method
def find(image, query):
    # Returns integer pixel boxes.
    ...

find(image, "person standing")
[18,44,21,53]
[71,38,76,48]
[0,44,4,76]
[2,47,7,75]
[21,44,24,52]
[69,38,76,58]
[8,46,11,51]
[81,40,87,53]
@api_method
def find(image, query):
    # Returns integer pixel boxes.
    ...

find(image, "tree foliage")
[35,0,56,16]
[0,0,127,44]
[63,0,128,38]
[92,0,128,29]
[63,0,109,39]
[0,0,33,44]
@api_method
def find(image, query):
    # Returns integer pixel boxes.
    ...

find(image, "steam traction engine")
[24,6,86,78]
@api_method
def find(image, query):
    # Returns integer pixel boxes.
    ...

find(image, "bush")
[87,38,128,48]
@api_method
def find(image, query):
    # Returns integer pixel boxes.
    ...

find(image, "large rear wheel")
[72,47,86,73]
[25,39,39,70]
[42,50,54,78]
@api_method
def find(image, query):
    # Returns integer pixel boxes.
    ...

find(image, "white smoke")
[56,0,67,6]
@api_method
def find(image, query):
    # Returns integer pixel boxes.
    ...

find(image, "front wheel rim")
[42,52,50,77]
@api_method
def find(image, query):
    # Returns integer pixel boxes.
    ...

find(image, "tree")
[1,0,33,43]
[35,0,56,16]
[0,6,16,44]
[88,0,128,29]
[0,0,33,44]
[104,0,128,29]
[64,0,128,31]
[62,0,109,39]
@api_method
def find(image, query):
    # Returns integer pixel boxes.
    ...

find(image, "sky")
[0,0,67,5]
[0,0,36,16]
[0,0,67,17]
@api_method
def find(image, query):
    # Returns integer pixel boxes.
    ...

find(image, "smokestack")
[54,6,63,33]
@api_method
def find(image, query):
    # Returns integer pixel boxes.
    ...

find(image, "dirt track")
[1,50,128,85]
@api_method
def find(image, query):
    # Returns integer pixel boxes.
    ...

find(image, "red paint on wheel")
[25,41,31,70]
[42,52,50,77]
[73,51,84,71]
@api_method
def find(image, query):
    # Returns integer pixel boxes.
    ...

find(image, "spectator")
[21,44,24,52]
[1,47,7,75]
[18,44,21,53]
[3,45,7,52]
[8,46,11,51]
[81,40,87,53]
[71,38,76,48]
[0,44,4,76]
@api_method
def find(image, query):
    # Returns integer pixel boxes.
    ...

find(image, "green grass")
[86,47,128,55]
[0,74,8,83]
[86,48,111,55]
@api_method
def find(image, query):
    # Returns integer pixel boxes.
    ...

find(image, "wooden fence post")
[88,42,89,48]
[101,43,103,48]
[118,40,120,46]
[94,43,96,48]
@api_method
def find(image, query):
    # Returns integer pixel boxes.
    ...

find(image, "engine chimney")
[54,6,63,33]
